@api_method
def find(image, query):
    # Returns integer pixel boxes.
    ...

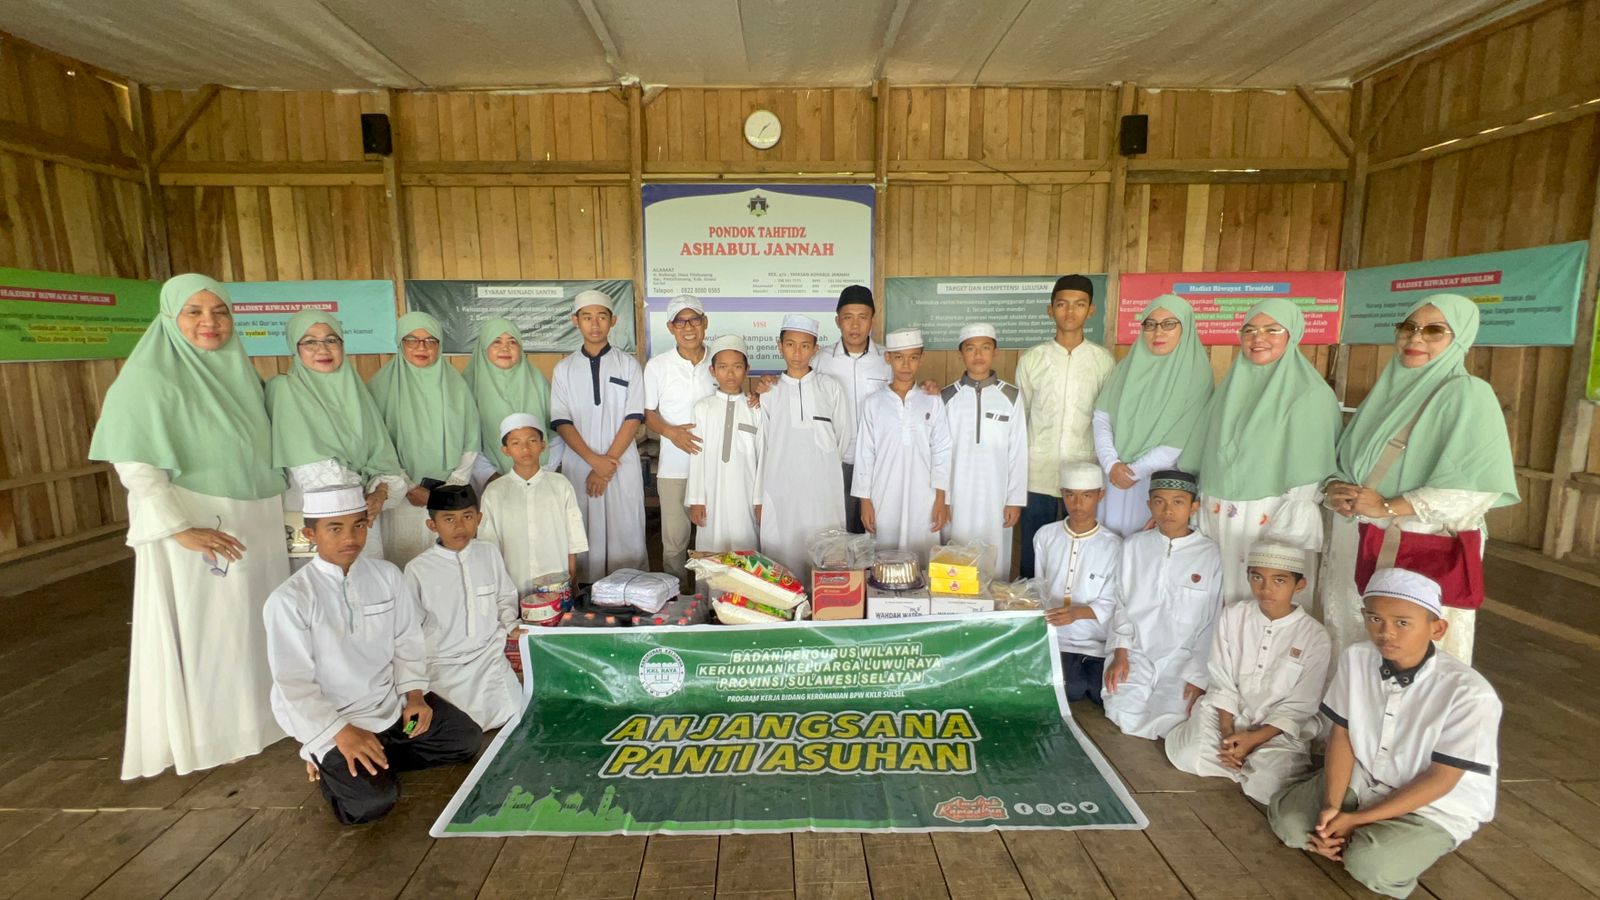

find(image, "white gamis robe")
[1103,528,1224,740]
[1034,523,1123,658]
[285,458,409,572]
[549,345,648,581]
[1198,484,1324,607]
[115,461,288,780]
[479,468,588,594]
[264,555,427,763]
[403,540,523,730]
[1093,410,1182,537]
[685,390,762,553]
[941,376,1029,578]
[1164,602,1332,803]
[755,369,853,580]
[851,387,953,560]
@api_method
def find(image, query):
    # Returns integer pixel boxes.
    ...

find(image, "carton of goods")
[927,543,986,590]
[930,592,996,616]
[865,587,931,619]
[687,550,807,611]
[928,573,984,597]
[811,569,866,620]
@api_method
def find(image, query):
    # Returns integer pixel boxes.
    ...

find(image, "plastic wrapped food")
[687,551,807,610]
[590,569,679,614]
[868,549,924,591]
[989,577,1046,611]
[520,572,573,626]
[808,528,878,570]
[927,542,990,596]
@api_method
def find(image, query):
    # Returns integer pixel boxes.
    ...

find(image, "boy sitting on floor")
[1268,568,1502,899]
[1037,462,1122,704]
[265,485,482,826]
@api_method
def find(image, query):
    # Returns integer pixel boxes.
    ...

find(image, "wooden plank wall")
[1351,0,1600,553]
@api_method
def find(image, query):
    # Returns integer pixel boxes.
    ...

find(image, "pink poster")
[1116,272,1345,345]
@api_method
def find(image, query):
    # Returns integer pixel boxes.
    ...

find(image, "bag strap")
[1360,376,1464,492]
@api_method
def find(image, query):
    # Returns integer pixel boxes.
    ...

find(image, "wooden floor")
[2,556,1599,899]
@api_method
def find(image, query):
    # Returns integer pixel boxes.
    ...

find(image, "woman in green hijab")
[89,273,288,780]
[267,309,409,570]
[367,310,482,565]
[1319,294,1517,663]
[1179,298,1341,604]
[464,317,561,473]
[1092,295,1214,535]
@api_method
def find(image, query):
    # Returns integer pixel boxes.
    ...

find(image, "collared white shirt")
[1016,338,1115,494]
[1206,602,1332,741]
[1107,528,1223,689]
[1321,642,1502,844]
[480,468,588,594]
[403,540,519,661]
[644,346,717,479]
[815,338,891,465]
[264,556,427,762]
[1034,522,1122,656]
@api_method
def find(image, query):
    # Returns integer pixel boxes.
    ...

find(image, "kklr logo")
[933,796,1008,823]
[638,647,686,698]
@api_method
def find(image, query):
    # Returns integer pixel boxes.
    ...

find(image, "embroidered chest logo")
[1290,647,1303,659]
[1190,573,1202,584]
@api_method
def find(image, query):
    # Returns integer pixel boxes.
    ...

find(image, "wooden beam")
[1358,56,1420,146]
[628,82,646,364]
[404,172,628,187]
[379,89,409,316]
[0,30,130,86]
[1334,77,1373,407]
[890,158,1106,173]
[1368,88,1600,174]
[1126,157,1347,172]
[575,0,626,77]
[151,84,221,168]
[0,463,113,493]
[644,160,871,175]
[0,523,126,567]
[888,171,1111,185]
[87,77,139,159]
[1295,85,1354,157]
[1126,168,1345,185]
[0,121,139,180]
[872,0,911,83]
[1102,82,1137,350]
[128,81,171,280]
[873,77,890,338]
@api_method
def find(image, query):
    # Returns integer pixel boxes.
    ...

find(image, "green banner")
[885,276,1108,349]
[432,615,1144,837]
[0,267,158,361]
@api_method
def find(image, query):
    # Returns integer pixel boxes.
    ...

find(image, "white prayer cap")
[1246,541,1307,575]
[707,333,748,362]
[666,295,705,320]
[1059,462,1104,490]
[303,485,366,518]
[1363,567,1443,617]
[780,314,820,338]
[572,289,614,315]
[884,328,923,352]
[499,412,544,441]
[958,323,997,348]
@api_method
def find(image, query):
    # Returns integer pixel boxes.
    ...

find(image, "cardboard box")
[928,573,983,596]
[928,545,985,585]
[930,594,996,616]
[866,588,931,619]
[811,569,866,620]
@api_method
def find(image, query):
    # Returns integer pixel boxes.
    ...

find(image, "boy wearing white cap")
[1269,568,1501,899]
[1165,541,1331,803]
[686,335,762,552]
[1036,462,1122,704]
[644,295,717,582]
[941,322,1029,578]
[852,328,952,558]
[265,485,483,825]
[550,290,647,581]
[815,285,891,533]
[755,314,853,580]
[480,414,587,591]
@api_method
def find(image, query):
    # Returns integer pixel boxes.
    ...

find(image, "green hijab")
[464,317,553,472]
[1334,294,1518,506]
[1179,299,1341,500]
[265,310,406,482]
[89,274,284,500]
[368,311,481,483]
[1093,295,1214,460]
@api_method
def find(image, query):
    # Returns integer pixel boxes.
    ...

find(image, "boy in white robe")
[1165,542,1332,802]
[942,322,1028,578]
[550,289,648,581]
[1038,462,1122,704]
[481,414,587,591]
[265,485,482,826]
[687,334,762,552]
[754,314,853,581]
[852,328,952,559]
[1103,469,1224,739]
[404,484,523,731]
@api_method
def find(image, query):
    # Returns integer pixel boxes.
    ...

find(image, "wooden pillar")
[378,90,409,315]
[872,77,890,343]
[127,81,171,280]
[1542,158,1600,558]
[1333,78,1373,406]
[628,83,647,362]
[1100,82,1137,350]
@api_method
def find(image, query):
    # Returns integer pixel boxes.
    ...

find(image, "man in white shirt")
[814,285,890,534]
[851,328,952,559]
[941,322,1028,577]
[265,485,482,826]
[644,295,717,582]
[1016,274,1115,577]
[480,414,587,591]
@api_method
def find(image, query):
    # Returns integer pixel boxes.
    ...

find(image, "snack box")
[865,587,931,619]
[928,573,983,597]
[930,593,996,616]
[811,569,866,620]
[928,545,984,585]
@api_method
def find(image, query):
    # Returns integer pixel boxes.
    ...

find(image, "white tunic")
[549,345,648,581]
[814,339,891,465]
[1164,603,1332,803]
[285,458,409,571]
[403,541,523,730]
[379,450,480,568]
[1093,409,1182,537]
[115,462,289,780]
[941,376,1029,577]
[264,556,427,763]
[851,387,953,559]
[643,347,716,480]
[1034,523,1123,657]
[755,370,853,580]
[685,390,762,552]
[1197,483,1324,606]
[1103,528,1223,739]
[479,468,588,594]
[1016,339,1115,495]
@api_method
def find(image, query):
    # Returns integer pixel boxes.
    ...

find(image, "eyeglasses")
[401,336,442,348]
[297,336,344,351]
[1239,325,1288,339]
[202,517,229,577]
[1394,321,1454,342]
[1141,318,1182,333]
[668,315,706,328]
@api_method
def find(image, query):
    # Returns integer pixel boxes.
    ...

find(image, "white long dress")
[851,387,953,560]
[941,376,1029,578]
[755,370,853,581]
[284,458,408,572]
[1092,410,1181,537]
[685,390,762,553]
[1197,483,1324,606]
[115,462,288,780]
[1316,487,1497,664]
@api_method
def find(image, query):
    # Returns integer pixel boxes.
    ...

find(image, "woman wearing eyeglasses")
[1092,294,1215,536]
[1318,294,1518,663]
[369,311,483,566]
[465,317,562,476]
[1179,299,1341,606]
[267,309,410,572]
[89,274,289,780]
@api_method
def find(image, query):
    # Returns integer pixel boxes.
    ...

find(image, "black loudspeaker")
[361,113,393,156]
[1118,114,1149,156]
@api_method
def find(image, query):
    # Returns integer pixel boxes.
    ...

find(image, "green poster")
[1587,299,1600,403]
[0,267,158,361]
[432,615,1145,837]
[885,276,1108,349]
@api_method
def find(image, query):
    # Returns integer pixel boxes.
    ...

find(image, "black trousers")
[1061,652,1105,705]
[315,692,482,825]
[842,463,864,534]
[1018,491,1066,578]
